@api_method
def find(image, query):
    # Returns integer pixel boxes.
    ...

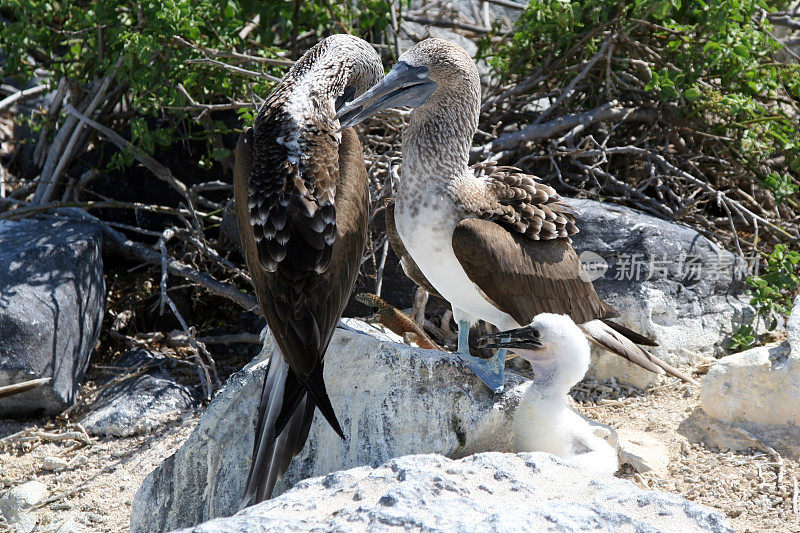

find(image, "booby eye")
[532,329,540,338]
[335,86,356,112]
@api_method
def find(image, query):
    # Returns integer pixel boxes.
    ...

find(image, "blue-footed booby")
[479,314,619,475]
[337,38,696,392]
[234,34,382,504]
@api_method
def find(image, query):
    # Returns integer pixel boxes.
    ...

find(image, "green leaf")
[683,87,702,102]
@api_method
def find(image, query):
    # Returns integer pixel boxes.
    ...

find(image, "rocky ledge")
[178,452,732,533]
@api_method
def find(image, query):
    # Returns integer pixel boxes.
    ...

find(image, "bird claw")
[457,350,506,394]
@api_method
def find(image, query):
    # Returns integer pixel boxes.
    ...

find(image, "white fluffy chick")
[479,313,618,475]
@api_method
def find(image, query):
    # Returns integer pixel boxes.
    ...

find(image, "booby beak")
[335,61,438,129]
[477,326,544,351]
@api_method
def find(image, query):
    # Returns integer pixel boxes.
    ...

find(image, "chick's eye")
[532,329,540,338]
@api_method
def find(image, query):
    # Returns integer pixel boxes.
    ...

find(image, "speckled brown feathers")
[461,162,579,240]
[249,88,337,277]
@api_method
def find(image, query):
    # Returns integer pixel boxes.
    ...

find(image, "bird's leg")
[457,319,471,357]
[455,319,506,394]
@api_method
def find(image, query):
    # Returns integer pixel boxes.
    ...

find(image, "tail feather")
[241,346,316,507]
[304,364,344,439]
[600,319,658,347]
[580,320,698,385]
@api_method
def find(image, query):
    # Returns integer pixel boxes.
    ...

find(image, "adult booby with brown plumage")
[337,38,695,393]
[234,34,382,504]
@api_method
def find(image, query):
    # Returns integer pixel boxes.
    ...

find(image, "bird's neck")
[284,52,349,121]
[530,362,573,399]
[400,85,480,192]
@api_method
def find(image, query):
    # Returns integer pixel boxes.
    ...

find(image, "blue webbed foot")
[455,320,506,393]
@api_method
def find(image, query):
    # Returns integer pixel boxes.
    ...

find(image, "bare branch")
[0,84,48,113]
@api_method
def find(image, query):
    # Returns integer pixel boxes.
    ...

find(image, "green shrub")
[730,244,799,350]
[482,0,799,219]
[0,1,399,171]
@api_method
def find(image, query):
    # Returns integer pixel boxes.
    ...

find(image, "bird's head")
[335,38,479,129]
[315,34,384,114]
[478,313,591,390]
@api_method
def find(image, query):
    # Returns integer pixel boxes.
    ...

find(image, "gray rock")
[131,321,530,533]
[700,342,800,428]
[565,198,751,387]
[43,455,70,471]
[0,214,105,417]
[0,481,48,533]
[696,298,800,457]
[679,407,800,460]
[177,452,732,533]
[81,349,197,437]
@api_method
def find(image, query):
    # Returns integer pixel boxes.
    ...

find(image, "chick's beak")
[477,325,544,351]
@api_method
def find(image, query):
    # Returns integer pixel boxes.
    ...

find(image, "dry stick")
[37,57,124,204]
[178,231,251,282]
[402,14,491,34]
[481,0,527,9]
[195,333,262,345]
[374,238,390,297]
[481,71,548,113]
[64,103,191,204]
[389,1,402,58]
[534,37,614,126]
[0,85,48,113]
[476,102,656,156]
[174,35,294,67]
[100,222,259,313]
[596,145,794,240]
[413,287,429,326]
[158,230,214,398]
[35,95,90,203]
[0,378,51,400]
[34,79,67,167]
[238,14,261,41]
[185,58,281,82]
[0,199,209,222]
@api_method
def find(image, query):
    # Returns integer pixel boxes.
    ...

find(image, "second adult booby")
[235,34,382,504]
[337,38,695,392]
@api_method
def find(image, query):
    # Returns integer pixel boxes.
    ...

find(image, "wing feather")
[451,218,616,326]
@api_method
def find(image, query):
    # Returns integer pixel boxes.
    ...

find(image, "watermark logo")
[579,251,609,282]
[578,251,754,283]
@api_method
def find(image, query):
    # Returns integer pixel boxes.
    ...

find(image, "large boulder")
[698,296,800,456]
[178,452,732,533]
[565,198,751,387]
[0,213,105,417]
[131,320,529,532]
